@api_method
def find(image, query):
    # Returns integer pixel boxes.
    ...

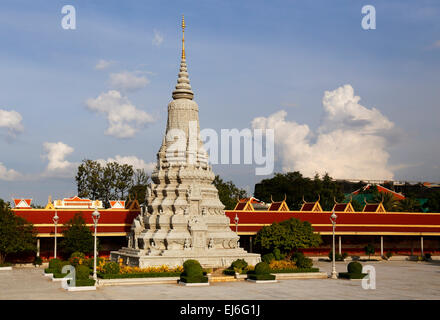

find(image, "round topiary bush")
[262,253,275,264]
[295,256,313,269]
[347,261,363,274]
[183,259,203,277]
[231,259,248,272]
[254,262,270,275]
[102,261,120,275]
[76,265,90,280]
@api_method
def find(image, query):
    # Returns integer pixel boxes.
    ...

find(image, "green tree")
[254,171,345,211]
[254,218,322,254]
[372,192,399,212]
[213,175,247,210]
[423,190,440,213]
[397,197,422,212]
[365,243,375,259]
[60,213,96,257]
[0,199,37,264]
[128,169,150,205]
[76,160,147,207]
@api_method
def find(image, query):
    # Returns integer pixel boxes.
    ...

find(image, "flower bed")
[270,267,320,273]
[98,272,181,279]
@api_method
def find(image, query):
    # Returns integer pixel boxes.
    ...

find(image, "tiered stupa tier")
[111,16,261,268]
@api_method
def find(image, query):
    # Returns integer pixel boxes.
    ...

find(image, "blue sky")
[0,0,439,205]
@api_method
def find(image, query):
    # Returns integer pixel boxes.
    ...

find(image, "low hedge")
[98,272,181,279]
[68,279,96,287]
[248,273,276,281]
[44,268,55,274]
[338,272,368,279]
[270,268,320,273]
[180,275,208,283]
[52,273,68,278]
[0,262,12,267]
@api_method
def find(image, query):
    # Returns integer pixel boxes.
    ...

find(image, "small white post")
[381,236,384,257]
[421,236,424,256]
[36,238,40,257]
[338,236,342,255]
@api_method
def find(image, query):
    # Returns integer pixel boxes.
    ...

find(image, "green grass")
[98,272,181,279]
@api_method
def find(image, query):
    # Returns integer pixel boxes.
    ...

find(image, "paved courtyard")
[1,260,439,300]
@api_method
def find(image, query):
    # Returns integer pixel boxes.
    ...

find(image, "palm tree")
[397,197,422,212]
[373,192,398,212]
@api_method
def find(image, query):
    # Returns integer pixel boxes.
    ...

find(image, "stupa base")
[110,248,261,268]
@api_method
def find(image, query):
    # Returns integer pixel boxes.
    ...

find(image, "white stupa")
[110,16,261,268]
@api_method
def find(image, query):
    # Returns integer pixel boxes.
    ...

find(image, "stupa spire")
[172,15,194,100]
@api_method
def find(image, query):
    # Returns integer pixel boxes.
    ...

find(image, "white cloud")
[42,142,77,178]
[152,29,164,47]
[252,84,395,180]
[108,71,150,92]
[97,155,156,173]
[95,59,114,70]
[0,109,23,137]
[85,90,154,138]
[0,162,21,181]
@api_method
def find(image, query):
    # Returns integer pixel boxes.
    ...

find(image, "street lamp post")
[330,211,338,279]
[234,213,240,247]
[53,211,59,259]
[92,207,100,281]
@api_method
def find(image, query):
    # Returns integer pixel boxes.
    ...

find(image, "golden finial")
[181,15,185,60]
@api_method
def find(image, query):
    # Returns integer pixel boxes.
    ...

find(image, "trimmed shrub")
[248,273,276,281]
[262,253,275,264]
[291,252,305,262]
[68,279,95,287]
[385,251,393,259]
[347,261,362,274]
[180,259,207,283]
[102,261,120,275]
[48,258,62,271]
[231,259,248,273]
[424,253,432,261]
[33,256,43,266]
[98,272,181,279]
[182,260,203,277]
[342,252,348,259]
[255,262,271,275]
[328,251,342,261]
[338,272,367,279]
[338,261,366,279]
[295,256,313,269]
[76,265,90,280]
